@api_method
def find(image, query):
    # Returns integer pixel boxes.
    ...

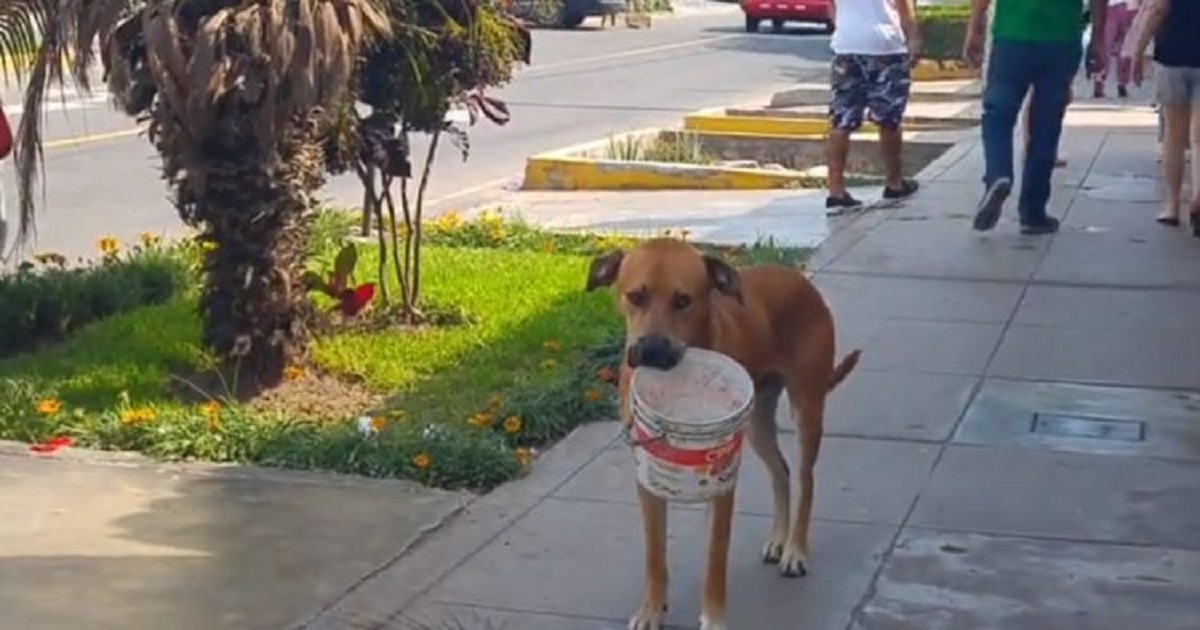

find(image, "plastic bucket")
[629,347,755,504]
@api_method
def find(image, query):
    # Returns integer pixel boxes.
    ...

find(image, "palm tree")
[6,0,390,391]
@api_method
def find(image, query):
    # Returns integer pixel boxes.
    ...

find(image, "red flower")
[29,436,74,454]
[338,283,376,317]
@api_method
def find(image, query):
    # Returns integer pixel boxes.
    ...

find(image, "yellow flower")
[200,401,220,417]
[540,358,558,370]
[199,240,218,253]
[34,252,66,267]
[283,366,304,382]
[432,211,463,231]
[514,447,534,467]
[502,416,523,434]
[542,339,562,353]
[369,416,386,432]
[467,412,493,428]
[120,407,156,425]
[98,236,120,256]
[584,388,604,403]
[412,453,431,469]
[35,399,62,415]
[138,232,162,248]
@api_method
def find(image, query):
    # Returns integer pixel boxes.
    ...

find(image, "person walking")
[1095,0,1140,97]
[1131,0,1200,234]
[824,0,922,213]
[964,0,1108,235]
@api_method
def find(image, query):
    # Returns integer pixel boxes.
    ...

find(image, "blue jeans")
[981,40,1082,222]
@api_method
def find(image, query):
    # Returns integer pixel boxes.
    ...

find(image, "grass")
[603,132,712,165]
[0,210,812,491]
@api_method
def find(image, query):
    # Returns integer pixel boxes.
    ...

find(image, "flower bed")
[0,211,811,491]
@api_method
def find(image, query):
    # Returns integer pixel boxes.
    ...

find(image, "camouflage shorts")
[828,53,912,131]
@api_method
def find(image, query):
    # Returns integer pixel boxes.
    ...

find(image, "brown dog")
[586,238,861,630]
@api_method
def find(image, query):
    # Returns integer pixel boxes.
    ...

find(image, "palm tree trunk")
[193,122,323,392]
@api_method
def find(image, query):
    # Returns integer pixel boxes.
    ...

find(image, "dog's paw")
[778,545,809,578]
[761,537,785,564]
[699,614,728,630]
[628,604,667,630]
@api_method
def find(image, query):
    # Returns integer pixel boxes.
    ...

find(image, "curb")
[911,60,981,82]
[524,154,810,190]
[684,107,876,136]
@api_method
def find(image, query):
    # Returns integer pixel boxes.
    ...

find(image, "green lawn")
[0,212,811,490]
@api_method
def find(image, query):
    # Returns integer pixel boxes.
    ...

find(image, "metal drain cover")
[1031,413,1145,442]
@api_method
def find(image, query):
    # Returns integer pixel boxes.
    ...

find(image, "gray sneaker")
[973,177,1012,232]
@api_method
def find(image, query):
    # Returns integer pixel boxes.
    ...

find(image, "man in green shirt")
[964,0,1107,234]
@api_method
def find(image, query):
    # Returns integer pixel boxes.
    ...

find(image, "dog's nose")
[628,335,682,370]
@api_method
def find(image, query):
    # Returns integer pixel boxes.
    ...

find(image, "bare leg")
[1189,101,1200,228]
[879,126,904,189]
[826,129,852,198]
[1161,103,1191,222]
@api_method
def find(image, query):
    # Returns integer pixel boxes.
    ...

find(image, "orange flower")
[596,366,618,384]
[584,388,604,403]
[138,232,163,248]
[200,401,220,417]
[514,447,534,467]
[369,416,386,432]
[283,366,304,381]
[35,399,62,415]
[412,453,431,469]
[542,339,562,353]
[467,412,493,428]
[502,416,523,434]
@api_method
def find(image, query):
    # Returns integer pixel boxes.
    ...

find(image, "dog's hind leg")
[745,377,789,564]
[779,379,826,578]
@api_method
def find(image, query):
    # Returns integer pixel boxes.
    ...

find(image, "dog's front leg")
[629,483,669,630]
[700,488,736,630]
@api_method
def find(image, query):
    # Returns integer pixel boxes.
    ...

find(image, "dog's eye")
[625,290,649,308]
[672,293,692,311]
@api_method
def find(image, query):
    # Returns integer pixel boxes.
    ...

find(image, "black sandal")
[1157,215,1181,226]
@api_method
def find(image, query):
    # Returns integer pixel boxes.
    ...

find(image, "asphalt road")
[1,7,835,260]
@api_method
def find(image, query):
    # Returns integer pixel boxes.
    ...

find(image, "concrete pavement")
[298,93,1200,628]
[1,5,837,260]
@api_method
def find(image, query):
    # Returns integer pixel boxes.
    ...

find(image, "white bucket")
[628,347,755,504]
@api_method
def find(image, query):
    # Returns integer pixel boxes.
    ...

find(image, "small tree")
[323,0,531,324]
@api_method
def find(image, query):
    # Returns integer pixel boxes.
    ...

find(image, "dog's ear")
[586,250,624,291]
[704,255,743,304]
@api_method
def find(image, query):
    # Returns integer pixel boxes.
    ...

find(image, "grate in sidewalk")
[1030,412,1146,442]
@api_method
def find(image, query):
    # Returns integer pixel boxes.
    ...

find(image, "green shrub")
[917,4,972,61]
[0,238,190,358]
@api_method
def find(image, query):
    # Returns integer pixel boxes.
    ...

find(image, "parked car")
[740,0,833,33]
[510,0,626,28]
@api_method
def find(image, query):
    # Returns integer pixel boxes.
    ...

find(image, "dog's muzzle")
[627,335,685,370]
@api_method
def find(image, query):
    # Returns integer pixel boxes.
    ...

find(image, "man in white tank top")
[825,0,921,212]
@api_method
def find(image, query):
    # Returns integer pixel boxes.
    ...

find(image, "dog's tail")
[828,349,862,392]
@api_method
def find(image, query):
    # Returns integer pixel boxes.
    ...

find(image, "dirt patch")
[248,371,384,420]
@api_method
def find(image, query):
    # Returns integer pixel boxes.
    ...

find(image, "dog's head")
[586,238,742,371]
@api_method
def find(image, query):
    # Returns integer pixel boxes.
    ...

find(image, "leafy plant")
[324,0,533,325]
[916,4,972,60]
[302,243,377,317]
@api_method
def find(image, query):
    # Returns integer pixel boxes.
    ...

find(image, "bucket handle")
[620,423,665,449]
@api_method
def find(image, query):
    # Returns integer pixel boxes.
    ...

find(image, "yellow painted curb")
[911,61,980,82]
[684,113,883,136]
[523,155,806,191]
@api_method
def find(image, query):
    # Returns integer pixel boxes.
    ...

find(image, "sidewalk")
[301,97,1200,628]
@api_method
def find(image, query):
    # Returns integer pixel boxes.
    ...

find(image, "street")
[0,7,835,259]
